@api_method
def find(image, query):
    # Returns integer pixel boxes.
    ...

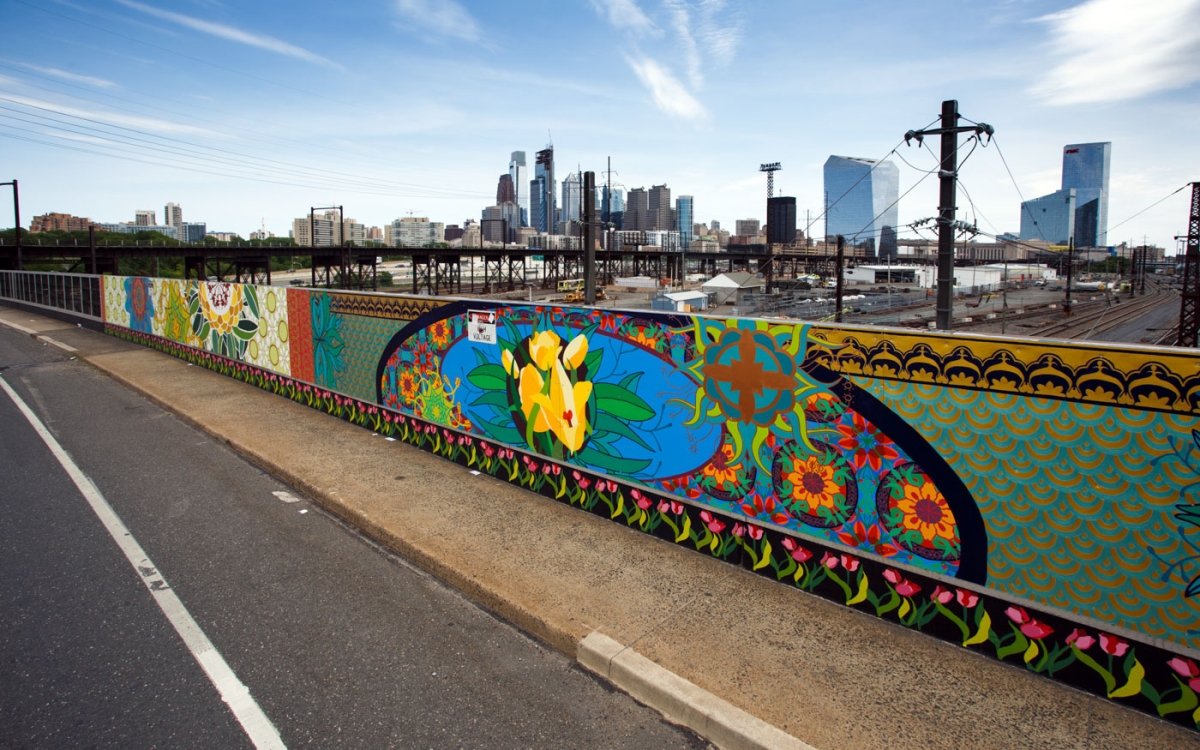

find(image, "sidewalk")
[3,305,1197,750]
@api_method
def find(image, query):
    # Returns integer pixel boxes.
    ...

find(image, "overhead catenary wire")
[0,95,492,199]
[988,135,1046,242]
[1108,184,1191,235]
[0,63,472,185]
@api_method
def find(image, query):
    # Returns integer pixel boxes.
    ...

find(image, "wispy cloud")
[0,92,223,137]
[395,0,483,44]
[0,58,118,89]
[589,0,658,36]
[1031,0,1200,104]
[114,0,342,69]
[625,56,706,119]
[664,0,742,89]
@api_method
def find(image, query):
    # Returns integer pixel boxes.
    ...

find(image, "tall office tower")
[767,197,797,244]
[823,155,900,258]
[163,202,182,231]
[561,171,582,224]
[497,174,515,204]
[676,195,694,250]
[135,209,156,226]
[625,187,649,231]
[1061,142,1111,247]
[648,184,674,231]
[735,219,760,238]
[509,151,528,227]
[709,220,720,232]
[531,147,556,233]
[1019,189,1076,245]
[482,203,521,243]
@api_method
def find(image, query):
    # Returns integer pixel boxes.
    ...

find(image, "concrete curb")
[578,632,814,750]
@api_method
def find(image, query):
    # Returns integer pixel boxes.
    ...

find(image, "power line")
[988,135,1046,242]
[1108,184,1191,235]
[0,95,490,198]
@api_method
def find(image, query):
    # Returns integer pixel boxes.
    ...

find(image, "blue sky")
[2,0,1199,249]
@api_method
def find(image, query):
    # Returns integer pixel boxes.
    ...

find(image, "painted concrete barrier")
[99,275,1200,731]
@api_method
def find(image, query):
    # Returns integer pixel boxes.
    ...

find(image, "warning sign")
[468,309,497,345]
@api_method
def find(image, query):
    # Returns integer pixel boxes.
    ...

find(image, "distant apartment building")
[29,212,97,233]
[823,155,900,258]
[735,219,760,238]
[163,202,183,231]
[648,184,674,232]
[367,226,384,241]
[481,203,520,243]
[624,188,649,231]
[443,224,464,242]
[292,211,339,246]
[99,222,179,240]
[386,216,445,247]
[135,210,157,226]
[181,222,206,244]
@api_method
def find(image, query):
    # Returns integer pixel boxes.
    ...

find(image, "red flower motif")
[732,523,747,538]
[1005,606,1030,625]
[740,494,790,525]
[632,490,652,510]
[578,478,591,489]
[699,510,725,534]
[836,519,898,558]
[1099,633,1129,657]
[895,578,921,598]
[747,524,764,540]
[955,589,979,608]
[840,554,859,572]
[1167,657,1200,691]
[1020,619,1053,640]
[1066,628,1095,651]
[931,585,953,604]
[821,552,839,570]
[836,412,899,472]
[780,537,812,562]
[482,443,496,457]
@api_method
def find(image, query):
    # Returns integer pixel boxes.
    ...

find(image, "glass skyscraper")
[509,152,528,228]
[531,147,555,234]
[676,195,694,250]
[1019,189,1076,245]
[562,172,582,224]
[1061,142,1111,247]
[823,155,900,257]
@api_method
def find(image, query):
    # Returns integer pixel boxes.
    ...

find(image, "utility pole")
[903,100,994,330]
[1,180,20,270]
[1066,235,1074,315]
[1178,182,1200,347]
[835,235,845,323]
[584,171,596,305]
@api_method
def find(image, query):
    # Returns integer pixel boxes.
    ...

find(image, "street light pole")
[1,180,20,269]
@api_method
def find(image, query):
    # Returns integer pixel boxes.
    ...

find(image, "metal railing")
[0,270,102,320]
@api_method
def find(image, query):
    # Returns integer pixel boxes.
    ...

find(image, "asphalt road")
[0,326,704,749]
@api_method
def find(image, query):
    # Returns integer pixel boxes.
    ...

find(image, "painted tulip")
[562,333,588,370]
[533,361,593,452]
[1167,657,1199,679]
[1066,628,1096,651]
[699,510,726,534]
[955,589,979,608]
[518,365,551,432]
[1099,633,1130,657]
[822,552,839,570]
[1020,619,1054,640]
[883,568,902,585]
[840,554,860,572]
[931,585,953,605]
[747,525,764,541]
[895,579,921,597]
[528,330,562,370]
[633,490,652,510]
[1005,606,1030,625]
[732,523,747,538]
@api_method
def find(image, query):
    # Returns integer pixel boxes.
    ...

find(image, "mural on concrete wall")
[100,275,1200,731]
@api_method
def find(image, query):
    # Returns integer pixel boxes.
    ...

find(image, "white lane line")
[0,375,287,750]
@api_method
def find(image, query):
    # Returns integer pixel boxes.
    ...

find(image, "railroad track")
[1032,285,1175,340]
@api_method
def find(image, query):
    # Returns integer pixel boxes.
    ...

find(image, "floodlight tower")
[760,162,781,199]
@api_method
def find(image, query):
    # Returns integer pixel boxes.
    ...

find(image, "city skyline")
[2,1,1198,250]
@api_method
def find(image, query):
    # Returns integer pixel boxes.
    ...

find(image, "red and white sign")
[468,309,497,345]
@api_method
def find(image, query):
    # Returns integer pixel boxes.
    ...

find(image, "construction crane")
[760,162,781,199]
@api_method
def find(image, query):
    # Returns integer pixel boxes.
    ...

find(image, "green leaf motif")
[576,446,651,475]
[594,412,653,451]
[594,383,654,422]
[468,363,509,392]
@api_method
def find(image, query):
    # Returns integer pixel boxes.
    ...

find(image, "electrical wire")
[0,95,492,198]
[988,135,1046,242]
[1108,184,1191,234]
